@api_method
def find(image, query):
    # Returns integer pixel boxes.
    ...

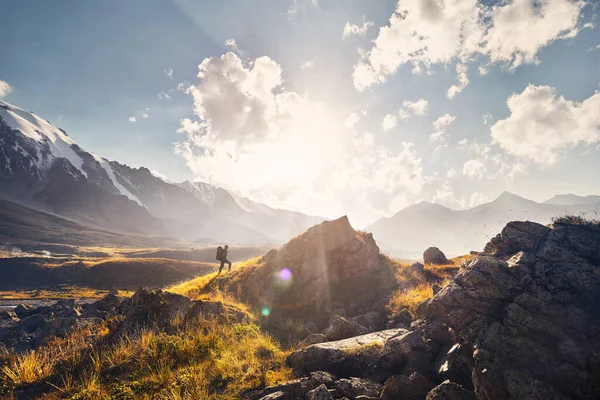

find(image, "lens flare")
[261,307,271,317]
[279,268,292,281]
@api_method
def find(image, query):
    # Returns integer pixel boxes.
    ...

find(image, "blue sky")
[1,0,600,226]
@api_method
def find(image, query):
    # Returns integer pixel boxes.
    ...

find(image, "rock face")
[423,221,600,399]
[423,247,449,265]
[208,216,395,327]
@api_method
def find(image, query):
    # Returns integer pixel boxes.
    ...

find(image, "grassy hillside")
[0,293,292,399]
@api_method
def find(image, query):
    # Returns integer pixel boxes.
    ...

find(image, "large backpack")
[216,246,223,261]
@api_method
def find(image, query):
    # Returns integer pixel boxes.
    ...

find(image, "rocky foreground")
[1,218,599,399]
[246,220,600,399]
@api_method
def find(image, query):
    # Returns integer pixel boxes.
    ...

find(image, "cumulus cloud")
[342,20,374,38]
[403,99,428,116]
[0,80,12,98]
[462,158,487,179]
[446,168,457,178]
[479,65,488,75]
[128,116,136,122]
[431,113,456,141]
[491,85,600,165]
[353,0,586,90]
[382,114,397,131]
[175,52,431,223]
[165,69,174,79]
[447,63,469,99]
[141,112,149,119]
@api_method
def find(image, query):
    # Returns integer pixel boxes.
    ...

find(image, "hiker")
[217,245,232,274]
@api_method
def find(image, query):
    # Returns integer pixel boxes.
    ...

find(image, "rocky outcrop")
[422,221,600,399]
[423,247,449,265]
[0,288,251,353]
[207,216,395,327]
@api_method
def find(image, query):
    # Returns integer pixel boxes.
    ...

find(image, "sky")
[1,0,599,227]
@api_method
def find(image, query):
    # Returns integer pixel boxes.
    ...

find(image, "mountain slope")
[543,193,600,206]
[367,191,600,258]
[0,100,323,245]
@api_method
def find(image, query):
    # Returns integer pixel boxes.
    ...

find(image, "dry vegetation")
[0,287,132,300]
[0,299,292,399]
[387,254,474,318]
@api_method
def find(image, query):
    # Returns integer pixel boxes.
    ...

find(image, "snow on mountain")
[0,101,88,178]
[0,100,323,245]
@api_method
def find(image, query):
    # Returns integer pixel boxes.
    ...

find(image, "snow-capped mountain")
[0,100,322,244]
[367,191,600,258]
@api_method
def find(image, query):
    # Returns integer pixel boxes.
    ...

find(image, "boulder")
[421,222,600,399]
[287,329,404,380]
[334,377,382,399]
[350,311,382,332]
[434,343,474,390]
[483,221,550,257]
[423,247,449,265]
[425,381,475,400]
[306,384,333,400]
[14,304,34,318]
[309,371,336,388]
[298,334,328,349]
[380,372,434,400]
[325,315,369,341]
[381,330,433,376]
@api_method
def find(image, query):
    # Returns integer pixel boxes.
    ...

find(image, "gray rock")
[350,311,382,332]
[14,304,35,318]
[325,315,369,341]
[334,377,382,399]
[309,371,336,388]
[258,391,286,400]
[287,329,404,379]
[380,372,434,400]
[306,384,333,400]
[425,381,475,400]
[298,333,328,349]
[423,247,449,265]
[434,343,473,390]
[382,330,433,375]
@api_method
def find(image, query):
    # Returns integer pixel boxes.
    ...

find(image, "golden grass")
[0,287,132,300]
[0,315,292,399]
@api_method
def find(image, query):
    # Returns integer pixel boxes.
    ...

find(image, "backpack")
[216,246,223,261]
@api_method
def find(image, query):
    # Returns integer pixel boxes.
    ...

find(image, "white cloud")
[482,0,585,69]
[345,113,360,129]
[141,112,149,119]
[224,38,240,53]
[353,0,586,91]
[175,52,429,224]
[447,63,469,99]
[446,168,456,178]
[165,69,174,79]
[128,116,137,122]
[382,114,397,131]
[431,113,456,141]
[398,109,410,121]
[403,99,428,116]
[482,113,492,125]
[479,65,488,75]
[433,113,456,131]
[342,20,374,39]
[159,91,172,100]
[301,60,315,70]
[469,191,488,207]
[491,85,600,165]
[462,158,487,179]
[0,80,12,98]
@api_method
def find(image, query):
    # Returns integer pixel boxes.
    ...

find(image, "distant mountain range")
[0,100,322,246]
[367,191,600,258]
